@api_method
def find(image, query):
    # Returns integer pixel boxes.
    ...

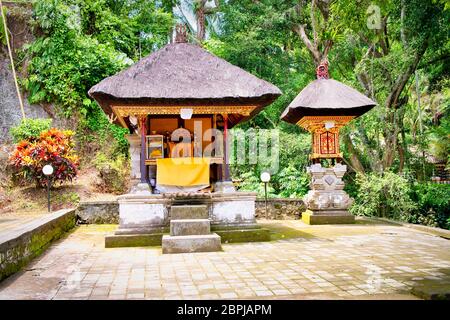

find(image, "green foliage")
[350,172,416,220]
[410,183,450,229]
[207,0,448,202]
[237,171,276,197]
[319,0,449,173]
[93,152,130,194]
[277,165,309,198]
[9,118,52,143]
[429,105,450,165]
[0,7,6,46]
[54,191,80,207]
[78,103,129,156]
[22,0,173,158]
[205,0,314,130]
[24,0,173,116]
[24,0,131,115]
[231,130,311,198]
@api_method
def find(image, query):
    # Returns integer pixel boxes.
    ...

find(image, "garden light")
[260,172,271,219]
[43,164,54,212]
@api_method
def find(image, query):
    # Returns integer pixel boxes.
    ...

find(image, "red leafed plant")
[9,128,80,187]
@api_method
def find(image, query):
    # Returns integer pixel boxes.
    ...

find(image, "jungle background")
[0,0,449,229]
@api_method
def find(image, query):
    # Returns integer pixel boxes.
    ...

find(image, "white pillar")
[125,134,141,181]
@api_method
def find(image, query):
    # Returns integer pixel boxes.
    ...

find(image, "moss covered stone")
[215,228,271,243]
[0,209,76,281]
[105,234,164,248]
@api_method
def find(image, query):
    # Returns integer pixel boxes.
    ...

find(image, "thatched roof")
[280,78,376,124]
[89,42,281,127]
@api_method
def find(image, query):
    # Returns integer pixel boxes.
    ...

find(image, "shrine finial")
[316,60,329,79]
[175,24,188,43]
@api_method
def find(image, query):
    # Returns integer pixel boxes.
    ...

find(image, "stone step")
[162,234,222,254]
[170,205,208,220]
[170,219,211,236]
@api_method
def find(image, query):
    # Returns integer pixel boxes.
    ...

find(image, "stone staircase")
[162,205,222,254]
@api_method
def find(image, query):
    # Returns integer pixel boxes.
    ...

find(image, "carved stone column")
[302,163,355,224]
[125,119,151,195]
[125,134,141,183]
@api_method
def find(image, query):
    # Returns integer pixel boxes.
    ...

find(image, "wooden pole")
[223,114,230,181]
[139,116,147,184]
[0,0,25,119]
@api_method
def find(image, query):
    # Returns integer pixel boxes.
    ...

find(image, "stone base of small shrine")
[105,191,270,248]
[302,209,355,225]
[301,163,356,225]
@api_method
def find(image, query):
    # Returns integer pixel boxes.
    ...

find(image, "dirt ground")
[0,168,117,216]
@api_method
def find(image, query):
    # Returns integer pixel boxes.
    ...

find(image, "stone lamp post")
[280,61,376,224]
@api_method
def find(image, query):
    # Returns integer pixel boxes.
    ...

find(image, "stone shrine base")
[105,225,271,248]
[105,191,270,248]
[302,163,356,225]
[302,210,355,225]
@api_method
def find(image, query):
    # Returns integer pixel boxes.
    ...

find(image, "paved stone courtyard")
[0,219,449,300]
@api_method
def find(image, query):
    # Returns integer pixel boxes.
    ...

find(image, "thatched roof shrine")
[89,40,281,128]
[280,63,376,125]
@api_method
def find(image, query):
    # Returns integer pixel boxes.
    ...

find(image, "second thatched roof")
[280,78,376,124]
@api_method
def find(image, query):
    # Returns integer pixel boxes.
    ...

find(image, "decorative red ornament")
[316,61,329,79]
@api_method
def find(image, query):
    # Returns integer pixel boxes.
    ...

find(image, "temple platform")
[105,191,270,248]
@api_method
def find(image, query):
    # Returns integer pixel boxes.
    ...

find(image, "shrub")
[409,183,450,229]
[9,128,79,187]
[9,118,52,143]
[230,130,311,198]
[94,152,130,194]
[350,171,416,220]
[277,165,309,198]
[236,171,277,197]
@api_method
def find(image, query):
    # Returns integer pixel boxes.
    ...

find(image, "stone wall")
[255,198,305,220]
[77,201,119,224]
[0,3,51,144]
[76,198,305,224]
[0,209,76,281]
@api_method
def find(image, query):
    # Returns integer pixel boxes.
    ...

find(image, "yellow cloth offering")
[156,157,210,187]
[150,149,162,157]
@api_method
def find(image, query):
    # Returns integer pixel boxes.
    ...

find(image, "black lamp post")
[260,172,271,219]
[42,164,54,212]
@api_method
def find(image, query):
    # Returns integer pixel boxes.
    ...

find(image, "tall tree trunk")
[292,0,332,67]
[342,133,365,173]
[195,0,219,42]
[397,140,405,173]
[196,3,206,41]
[381,43,428,170]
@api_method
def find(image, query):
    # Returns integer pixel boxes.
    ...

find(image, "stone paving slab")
[0,220,449,300]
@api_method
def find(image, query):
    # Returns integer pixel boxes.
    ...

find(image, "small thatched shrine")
[281,61,376,225]
[89,26,281,252]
